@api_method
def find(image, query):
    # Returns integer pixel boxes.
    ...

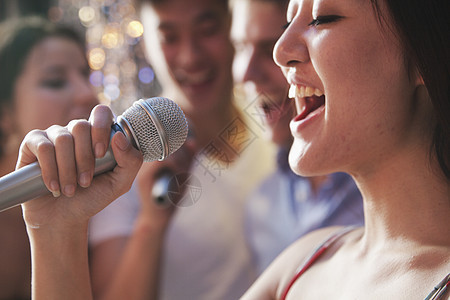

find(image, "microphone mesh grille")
[121,97,188,162]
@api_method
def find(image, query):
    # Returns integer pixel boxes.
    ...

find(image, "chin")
[288,139,330,177]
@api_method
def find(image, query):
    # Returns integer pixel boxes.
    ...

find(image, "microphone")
[0,97,188,212]
[151,126,194,206]
[152,169,176,205]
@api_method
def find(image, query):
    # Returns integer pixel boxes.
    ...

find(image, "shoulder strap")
[280,226,357,300]
[424,273,450,300]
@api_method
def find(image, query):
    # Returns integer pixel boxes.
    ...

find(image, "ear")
[415,74,425,86]
[410,67,431,104]
[411,65,425,86]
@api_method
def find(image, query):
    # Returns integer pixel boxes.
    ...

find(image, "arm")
[19,105,143,300]
[90,140,196,300]
[91,208,168,300]
[27,220,93,300]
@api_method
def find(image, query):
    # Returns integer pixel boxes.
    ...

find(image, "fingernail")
[50,181,60,198]
[79,172,91,188]
[95,143,105,158]
[63,184,76,197]
[115,134,130,151]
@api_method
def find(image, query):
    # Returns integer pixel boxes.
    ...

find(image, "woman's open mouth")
[289,84,325,122]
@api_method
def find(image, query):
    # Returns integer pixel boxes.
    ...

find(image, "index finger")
[89,105,114,159]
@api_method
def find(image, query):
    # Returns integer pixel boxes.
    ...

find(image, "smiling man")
[88,0,276,299]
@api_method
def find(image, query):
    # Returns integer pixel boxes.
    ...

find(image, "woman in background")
[0,16,98,299]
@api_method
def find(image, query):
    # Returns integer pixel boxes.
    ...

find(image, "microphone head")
[119,97,188,162]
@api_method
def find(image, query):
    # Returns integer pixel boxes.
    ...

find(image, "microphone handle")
[0,125,123,212]
[152,171,174,205]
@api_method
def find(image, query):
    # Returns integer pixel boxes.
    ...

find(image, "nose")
[273,24,309,68]
[177,37,202,68]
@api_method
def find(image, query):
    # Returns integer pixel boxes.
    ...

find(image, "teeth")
[288,84,297,98]
[305,86,314,97]
[289,84,324,99]
[314,88,323,96]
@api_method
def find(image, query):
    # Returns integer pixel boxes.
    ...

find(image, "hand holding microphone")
[2,97,187,225]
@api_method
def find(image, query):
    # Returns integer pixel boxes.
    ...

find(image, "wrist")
[26,217,90,251]
[134,214,170,239]
[26,221,93,300]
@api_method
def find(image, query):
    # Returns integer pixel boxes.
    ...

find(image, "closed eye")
[308,15,343,26]
[282,22,291,30]
[41,79,67,89]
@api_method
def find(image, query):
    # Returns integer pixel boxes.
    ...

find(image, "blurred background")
[0,0,161,114]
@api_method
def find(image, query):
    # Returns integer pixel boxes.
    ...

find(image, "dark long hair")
[371,0,450,179]
[0,16,85,158]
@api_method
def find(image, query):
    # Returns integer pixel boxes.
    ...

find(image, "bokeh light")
[88,47,106,70]
[104,84,121,101]
[89,70,104,87]
[126,20,144,38]
[101,25,124,49]
[51,0,159,113]
[78,6,96,26]
[103,74,119,86]
[138,67,155,84]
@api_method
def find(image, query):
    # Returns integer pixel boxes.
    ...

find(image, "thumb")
[109,131,143,195]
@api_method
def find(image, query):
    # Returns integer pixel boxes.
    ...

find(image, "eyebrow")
[157,10,221,31]
[41,65,66,75]
[41,63,88,75]
[194,11,221,25]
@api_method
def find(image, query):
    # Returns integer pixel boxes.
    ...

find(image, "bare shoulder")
[240,226,350,300]
[275,226,357,297]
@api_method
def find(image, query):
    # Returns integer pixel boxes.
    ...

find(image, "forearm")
[99,216,167,300]
[27,222,93,300]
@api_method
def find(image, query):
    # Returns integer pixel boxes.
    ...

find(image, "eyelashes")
[282,22,291,30]
[40,79,67,89]
[308,15,343,26]
[282,15,343,30]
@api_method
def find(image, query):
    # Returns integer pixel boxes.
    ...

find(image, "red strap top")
[280,226,355,300]
[279,227,449,300]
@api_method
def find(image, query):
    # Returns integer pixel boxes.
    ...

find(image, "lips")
[175,68,215,88]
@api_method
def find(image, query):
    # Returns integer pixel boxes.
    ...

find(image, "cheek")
[204,35,234,63]
[317,38,383,92]
[158,45,177,69]
[16,90,72,133]
[316,29,408,119]
[300,33,413,173]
